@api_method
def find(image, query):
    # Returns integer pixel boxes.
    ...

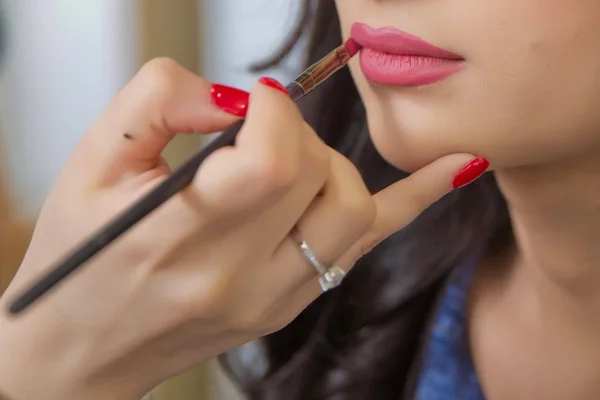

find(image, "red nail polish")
[258,77,288,95]
[452,157,490,189]
[210,84,250,118]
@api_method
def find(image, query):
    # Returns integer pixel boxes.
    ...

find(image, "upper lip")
[351,23,463,60]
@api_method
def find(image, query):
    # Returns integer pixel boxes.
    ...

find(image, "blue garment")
[413,252,485,400]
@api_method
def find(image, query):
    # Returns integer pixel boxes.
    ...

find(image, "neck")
[495,152,600,298]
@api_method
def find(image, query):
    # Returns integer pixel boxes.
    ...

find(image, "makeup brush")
[8,39,361,314]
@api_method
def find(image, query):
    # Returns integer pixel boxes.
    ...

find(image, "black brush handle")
[9,120,244,314]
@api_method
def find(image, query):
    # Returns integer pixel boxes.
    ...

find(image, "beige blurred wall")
[138,1,211,398]
[1,2,222,398]
[0,135,31,293]
[139,0,205,169]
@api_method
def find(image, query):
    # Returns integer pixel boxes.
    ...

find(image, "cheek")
[455,1,600,165]
[334,0,355,37]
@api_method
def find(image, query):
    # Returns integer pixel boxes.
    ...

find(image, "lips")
[351,23,465,87]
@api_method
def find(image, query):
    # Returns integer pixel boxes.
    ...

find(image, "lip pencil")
[8,39,361,315]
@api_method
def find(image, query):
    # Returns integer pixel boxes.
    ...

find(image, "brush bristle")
[344,38,361,57]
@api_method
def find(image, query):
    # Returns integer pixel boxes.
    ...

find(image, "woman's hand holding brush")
[0,58,484,400]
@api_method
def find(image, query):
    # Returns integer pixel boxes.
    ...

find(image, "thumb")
[75,58,247,186]
[348,154,489,262]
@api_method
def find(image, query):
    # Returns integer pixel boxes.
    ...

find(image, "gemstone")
[318,266,346,292]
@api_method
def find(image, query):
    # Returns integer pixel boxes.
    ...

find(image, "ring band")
[291,228,346,292]
[298,240,328,276]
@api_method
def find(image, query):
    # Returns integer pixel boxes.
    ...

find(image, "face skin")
[334,0,600,294]
[335,1,600,398]
[335,0,600,172]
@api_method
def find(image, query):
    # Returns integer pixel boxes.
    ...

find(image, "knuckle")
[254,81,302,120]
[136,57,182,101]
[140,57,181,78]
[229,305,274,334]
[193,286,229,319]
[171,272,231,321]
[302,123,332,176]
[248,151,299,194]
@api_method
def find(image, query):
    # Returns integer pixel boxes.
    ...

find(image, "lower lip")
[359,48,465,87]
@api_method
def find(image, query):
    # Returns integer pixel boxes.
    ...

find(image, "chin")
[364,111,446,173]
[367,130,436,173]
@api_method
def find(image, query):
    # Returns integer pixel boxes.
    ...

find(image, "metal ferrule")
[292,43,352,98]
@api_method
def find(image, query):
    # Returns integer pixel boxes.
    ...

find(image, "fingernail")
[258,77,288,95]
[210,83,250,118]
[452,157,490,189]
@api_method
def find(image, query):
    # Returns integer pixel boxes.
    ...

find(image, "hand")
[0,58,485,400]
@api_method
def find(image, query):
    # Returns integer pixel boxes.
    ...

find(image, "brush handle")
[9,120,245,314]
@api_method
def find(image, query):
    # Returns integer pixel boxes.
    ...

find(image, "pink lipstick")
[351,23,465,87]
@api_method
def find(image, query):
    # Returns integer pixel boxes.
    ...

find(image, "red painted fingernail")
[258,77,288,95]
[452,157,489,189]
[210,84,250,118]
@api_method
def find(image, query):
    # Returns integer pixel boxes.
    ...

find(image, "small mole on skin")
[123,133,134,140]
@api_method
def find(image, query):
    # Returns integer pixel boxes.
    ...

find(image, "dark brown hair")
[222,1,510,398]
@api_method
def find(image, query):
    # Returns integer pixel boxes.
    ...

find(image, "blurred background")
[0,0,306,398]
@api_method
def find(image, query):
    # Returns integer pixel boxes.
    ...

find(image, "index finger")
[343,154,488,265]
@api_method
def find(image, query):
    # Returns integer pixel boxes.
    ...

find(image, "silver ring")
[291,228,346,292]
